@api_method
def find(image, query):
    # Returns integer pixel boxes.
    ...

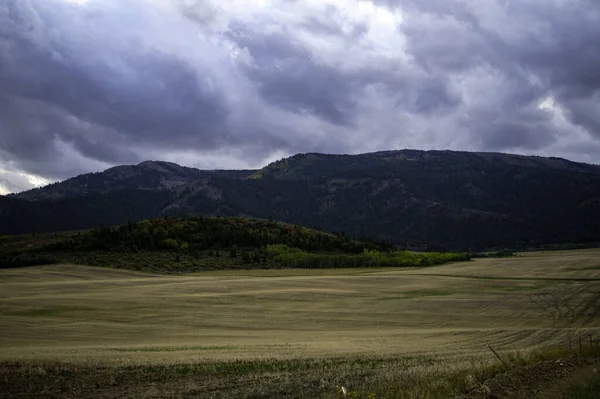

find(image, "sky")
[1,0,600,194]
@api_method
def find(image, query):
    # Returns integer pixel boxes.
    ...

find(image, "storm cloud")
[1,0,599,193]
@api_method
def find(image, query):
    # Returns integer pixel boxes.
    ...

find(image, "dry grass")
[1,249,599,397]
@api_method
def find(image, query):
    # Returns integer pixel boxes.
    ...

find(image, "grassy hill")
[0,216,469,273]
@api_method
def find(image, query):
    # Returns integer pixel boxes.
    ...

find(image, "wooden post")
[486,342,507,366]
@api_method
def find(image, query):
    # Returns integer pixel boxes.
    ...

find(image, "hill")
[3,150,600,251]
[0,216,468,273]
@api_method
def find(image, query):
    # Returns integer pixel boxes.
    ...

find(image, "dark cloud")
[248,60,361,126]
[393,0,600,152]
[228,23,367,126]
[0,34,231,165]
[0,0,599,192]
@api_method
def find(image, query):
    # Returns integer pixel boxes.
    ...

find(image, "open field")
[1,249,600,397]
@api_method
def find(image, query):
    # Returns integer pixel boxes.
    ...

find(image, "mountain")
[3,150,600,251]
[13,161,255,200]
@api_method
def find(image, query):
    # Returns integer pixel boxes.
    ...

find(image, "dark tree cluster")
[49,216,391,255]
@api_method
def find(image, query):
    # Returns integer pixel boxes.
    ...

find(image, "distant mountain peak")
[135,160,188,174]
[254,149,600,180]
[13,159,255,201]
[137,160,182,168]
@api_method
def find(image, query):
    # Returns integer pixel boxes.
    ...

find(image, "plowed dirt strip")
[461,357,600,399]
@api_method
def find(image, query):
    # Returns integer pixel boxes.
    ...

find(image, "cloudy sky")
[1,0,599,194]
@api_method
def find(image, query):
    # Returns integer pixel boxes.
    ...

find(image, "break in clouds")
[1,0,600,193]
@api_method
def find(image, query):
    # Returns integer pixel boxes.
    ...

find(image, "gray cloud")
[227,26,359,125]
[394,0,600,150]
[0,0,599,192]
[0,168,39,194]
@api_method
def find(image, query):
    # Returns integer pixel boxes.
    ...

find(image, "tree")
[161,238,179,251]
[242,251,251,264]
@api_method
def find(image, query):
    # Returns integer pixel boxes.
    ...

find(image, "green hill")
[0,216,469,273]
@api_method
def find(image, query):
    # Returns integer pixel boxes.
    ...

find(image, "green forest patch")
[0,216,470,273]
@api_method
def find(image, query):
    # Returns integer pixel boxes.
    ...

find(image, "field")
[1,249,600,398]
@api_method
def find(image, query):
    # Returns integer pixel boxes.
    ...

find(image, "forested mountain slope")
[3,150,600,251]
[13,161,254,200]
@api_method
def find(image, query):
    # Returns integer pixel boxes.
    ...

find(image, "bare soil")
[462,357,600,399]
[1,357,599,398]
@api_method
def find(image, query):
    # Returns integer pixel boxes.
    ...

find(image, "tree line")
[48,216,392,256]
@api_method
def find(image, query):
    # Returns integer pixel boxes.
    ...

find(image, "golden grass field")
[1,249,599,363]
[1,249,599,398]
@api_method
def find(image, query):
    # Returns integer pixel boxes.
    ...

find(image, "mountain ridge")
[3,149,600,251]
[13,150,600,201]
[12,160,255,201]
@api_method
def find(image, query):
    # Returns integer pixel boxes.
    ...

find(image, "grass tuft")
[566,374,600,399]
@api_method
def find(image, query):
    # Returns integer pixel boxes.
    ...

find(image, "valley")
[1,249,599,398]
